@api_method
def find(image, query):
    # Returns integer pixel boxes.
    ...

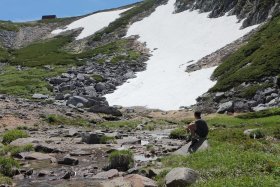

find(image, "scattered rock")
[165,168,199,187]
[217,101,234,114]
[58,155,79,166]
[92,169,119,180]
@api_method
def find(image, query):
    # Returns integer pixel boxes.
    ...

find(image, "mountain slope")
[105,0,258,110]
[196,14,280,113]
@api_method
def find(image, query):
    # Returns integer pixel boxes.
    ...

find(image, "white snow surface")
[52,8,131,40]
[105,0,258,110]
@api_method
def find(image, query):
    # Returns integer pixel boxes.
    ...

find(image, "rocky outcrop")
[175,0,280,28]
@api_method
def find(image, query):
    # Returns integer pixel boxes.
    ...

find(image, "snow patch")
[52,8,131,40]
[105,0,258,110]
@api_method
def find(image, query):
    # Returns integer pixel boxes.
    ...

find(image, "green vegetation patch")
[2,129,29,144]
[0,47,10,62]
[46,114,90,127]
[10,36,77,67]
[78,39,141,64]
[109,150,134,171]
[0,174,12,185]
[237,107,280,119]
[100,136,116,144]
[169,128,188,139]
[211,15,280,92]
[0,157,19,177]
[0,65,66,97]
[0,144,34,157]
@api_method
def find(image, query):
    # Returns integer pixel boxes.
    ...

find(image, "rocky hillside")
[196,13,280,113]
[175,0,280,28]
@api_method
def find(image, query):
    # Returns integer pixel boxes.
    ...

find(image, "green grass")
[0,157,19,177]
[10,36,78,67]
[97,120,140,130]
[100,136,116,144]
[0,174,12,185]
[237,107,280,119]
[45,114,91,127]
[1,129,29,144]
[109,150,134,171]
[211,15,280,92]
[0,20,31,31]
[78,39,141,64]
[169,128,188,139]
[0,65,66,97]
[156,113,280,186]
[0,144,34,157]
[0,47,10,62]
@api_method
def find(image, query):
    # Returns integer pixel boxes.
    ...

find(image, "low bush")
[109,150,134,171]
[2,129,29,144]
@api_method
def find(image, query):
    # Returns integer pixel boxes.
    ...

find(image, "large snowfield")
[105,0,258,110]
[52,8,130,40]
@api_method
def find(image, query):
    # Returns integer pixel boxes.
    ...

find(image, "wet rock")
[92,169,119,180]
[38,170,50,177]
[32,93,49,99]
[61,171,72,180]
[58,155,79,166]
[13,174,25,180]
[173,139,209,155]
[165,168,199,187]
[117,137,141,145]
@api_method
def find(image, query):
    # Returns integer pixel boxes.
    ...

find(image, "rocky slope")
[195,14,280,113]
[175,0,280,28]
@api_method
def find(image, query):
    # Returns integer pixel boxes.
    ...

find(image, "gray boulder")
[165,168,199,187]
[95,82,106,92]
[58,156,79,166]
[81,132,104,144]
[66,96,89,107]
[32,94,48,99]
[217,101,233,114]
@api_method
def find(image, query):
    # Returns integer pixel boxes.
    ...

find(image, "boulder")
[58,156,79,166]
[88,106,122,116]
[66,96,88,107]
[32,94,48,99]
[233,101,250,112]
[34,144,63,153]
[165,168,199,187]
[81,132,104,144]
[92,169,119,180]
[95,82,106,92]
[16,152,56,163]
[217,101,233,114]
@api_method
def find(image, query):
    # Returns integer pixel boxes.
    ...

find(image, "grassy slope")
[211,14,280,92]
[158,109,280,186]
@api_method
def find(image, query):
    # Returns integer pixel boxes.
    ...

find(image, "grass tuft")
[2,129,29,145]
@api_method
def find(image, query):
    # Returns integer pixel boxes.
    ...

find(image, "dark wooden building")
[42,15,57,20]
